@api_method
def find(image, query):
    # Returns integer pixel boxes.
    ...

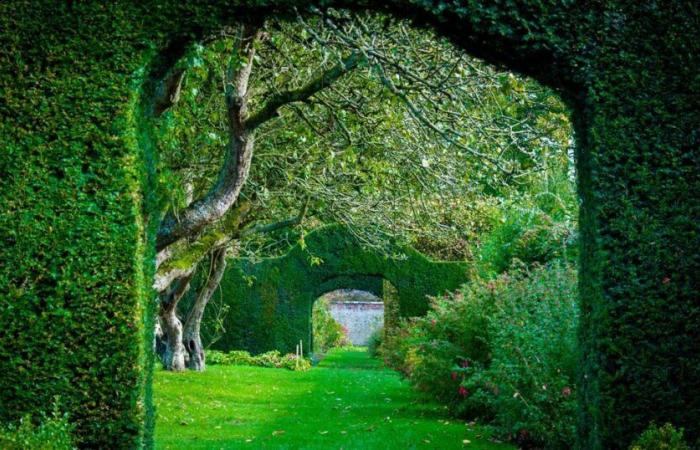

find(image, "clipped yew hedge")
[1,1,698,448]
[205,225,468,355]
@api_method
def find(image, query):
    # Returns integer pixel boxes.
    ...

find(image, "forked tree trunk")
[158,273,194,371]
[183,247,227,371]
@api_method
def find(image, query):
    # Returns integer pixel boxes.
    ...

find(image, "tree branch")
[245,53,361,131]
[156,24,261,251]
[240,197,309,237]
[154,201,251,292]
[153,68,186,116]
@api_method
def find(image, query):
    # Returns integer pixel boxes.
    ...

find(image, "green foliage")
[0,410,74,450]
[205,225,468,355]
[312,297,350,353]
[366,327,383,358]
[381,262,578,448]
[206,350,254,366]
[630,423,689,450]
[206,349,311,371]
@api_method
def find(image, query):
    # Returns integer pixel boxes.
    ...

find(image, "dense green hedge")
[0,3,159,448]
[206,225,468,355]
[1,1,698,448]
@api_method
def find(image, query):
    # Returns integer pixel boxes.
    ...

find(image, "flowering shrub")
[380,262,578,448]
[206,350,311,371]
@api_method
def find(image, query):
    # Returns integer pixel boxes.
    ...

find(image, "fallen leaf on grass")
[319,430,329,435]
[272,430,285,436]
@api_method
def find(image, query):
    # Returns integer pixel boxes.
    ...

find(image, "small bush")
[312,297,350,353]
[0,410,74,450]
[630,423,689,450]
[206,349,310,371]
[367,327,383,358]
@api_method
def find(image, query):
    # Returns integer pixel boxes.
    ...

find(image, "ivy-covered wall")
[207,225,468,355]
[1,1,698,449]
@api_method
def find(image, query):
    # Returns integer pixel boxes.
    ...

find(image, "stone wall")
[329,301,384,346]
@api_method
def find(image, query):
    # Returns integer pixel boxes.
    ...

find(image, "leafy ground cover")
[154,347,512,449]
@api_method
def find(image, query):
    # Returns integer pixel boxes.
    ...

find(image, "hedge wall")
[206,225,468,355]
[1,1,698,449]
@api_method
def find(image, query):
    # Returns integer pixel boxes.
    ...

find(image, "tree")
[151,11,573,371]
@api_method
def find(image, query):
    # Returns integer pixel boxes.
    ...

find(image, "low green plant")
[206,350,255,366]
[0,409,74,450]
[206,349,310,371]
[367,327,383,358]
[630,423,689,450]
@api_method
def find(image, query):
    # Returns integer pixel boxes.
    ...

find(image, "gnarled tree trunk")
[158,273,194,371]
[183,247,227,371]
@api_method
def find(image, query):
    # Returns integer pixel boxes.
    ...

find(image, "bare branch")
[245,53,361,130]
[240,197,309,237]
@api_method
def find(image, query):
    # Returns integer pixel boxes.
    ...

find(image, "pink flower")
[430,319,437,326]
[458,386,469,397]
[662,277,670,285]
[562,387,572,397]
[451,372,458,381]
[460,359,470,368]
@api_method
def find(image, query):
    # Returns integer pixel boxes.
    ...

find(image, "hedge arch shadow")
[206,225,468,355]
[2,2,698,449]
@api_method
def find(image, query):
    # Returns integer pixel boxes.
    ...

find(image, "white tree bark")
[158,274,194,371]
[183,247,227,371]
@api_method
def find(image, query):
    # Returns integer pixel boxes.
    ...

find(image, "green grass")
[154,347,513,449]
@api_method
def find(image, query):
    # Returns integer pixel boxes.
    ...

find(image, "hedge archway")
[205,225,468,355]
[1,2,698,448]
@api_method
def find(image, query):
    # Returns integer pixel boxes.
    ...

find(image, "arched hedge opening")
[203,225,468,355]
[1,2,698,448]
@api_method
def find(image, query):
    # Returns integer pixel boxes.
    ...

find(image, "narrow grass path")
[154,347,513,449]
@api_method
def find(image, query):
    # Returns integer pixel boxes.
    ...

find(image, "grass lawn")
[154,347,513,449]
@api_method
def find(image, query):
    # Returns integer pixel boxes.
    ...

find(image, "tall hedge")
[1,1,698,448]
[206,225,468,354]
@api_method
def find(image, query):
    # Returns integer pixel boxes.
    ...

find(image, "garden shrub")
[0,410,74,450]
[629,423,689,450]
[206,350,254,366]
[381,262,578,448]
[312,297,350,354]
[367,327,383,358]
[476,203,577,278]
[206,349,311,371]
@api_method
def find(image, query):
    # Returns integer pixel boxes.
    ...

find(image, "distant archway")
[205,225,467,355]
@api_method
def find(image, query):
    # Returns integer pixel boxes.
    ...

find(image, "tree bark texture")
[183,247,227,371]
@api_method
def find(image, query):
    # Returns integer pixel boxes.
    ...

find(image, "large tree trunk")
[183,247,228,371]
[158,274,194,371]
[156,25,260,251]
